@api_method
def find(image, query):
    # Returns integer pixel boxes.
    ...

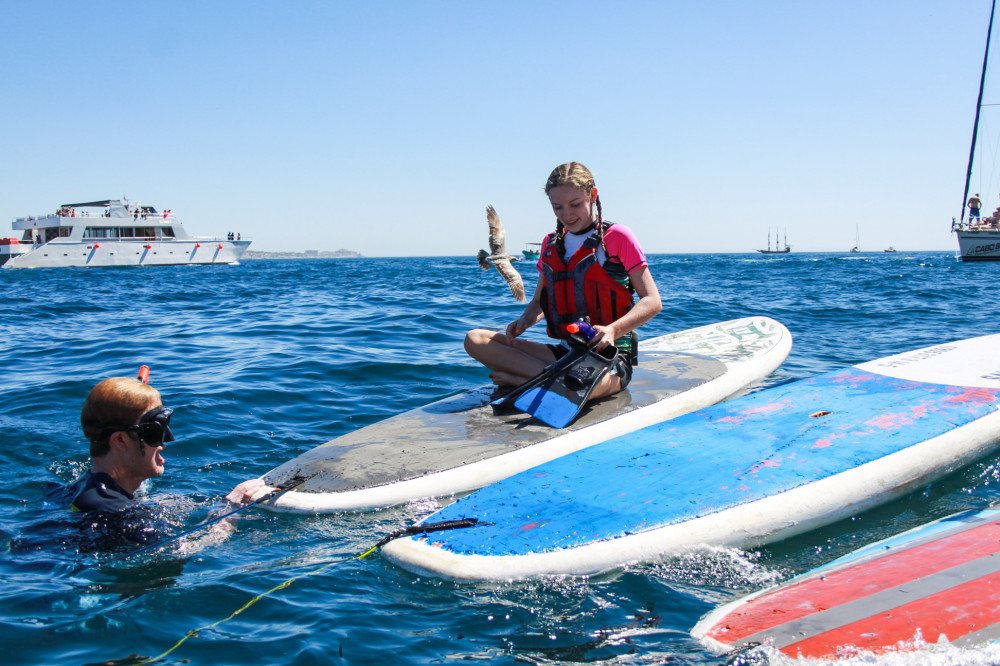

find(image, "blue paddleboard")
[382,334,1000,580]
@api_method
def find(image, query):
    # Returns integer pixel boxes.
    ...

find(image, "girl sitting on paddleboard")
[465,161,662,401]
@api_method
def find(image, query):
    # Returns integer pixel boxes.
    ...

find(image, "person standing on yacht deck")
[969,193,982,222]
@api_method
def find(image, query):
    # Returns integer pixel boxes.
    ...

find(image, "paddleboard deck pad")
[258,317,791,512]
[693,506,1000,660]
[382,334,1000,580]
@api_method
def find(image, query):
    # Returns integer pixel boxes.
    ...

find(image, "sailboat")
[954,0,1000,261]
[757,228,791,254]
[850,225,861,253]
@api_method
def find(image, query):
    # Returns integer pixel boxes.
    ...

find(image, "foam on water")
[732,640,1000,666]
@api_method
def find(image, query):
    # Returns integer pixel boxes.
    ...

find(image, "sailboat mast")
[962,0,997,223]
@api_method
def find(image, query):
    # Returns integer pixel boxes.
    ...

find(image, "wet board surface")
[382,334,1000,580]
[693,506,1000,660]
[260,317,791,512]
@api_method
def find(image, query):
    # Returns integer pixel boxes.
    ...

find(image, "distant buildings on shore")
[245,249,362,259]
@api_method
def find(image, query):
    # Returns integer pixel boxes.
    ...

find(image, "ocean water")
[2,251,1000,666]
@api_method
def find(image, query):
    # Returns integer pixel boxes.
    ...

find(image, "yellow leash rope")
[138,555,353,664]
[135,518,484,665]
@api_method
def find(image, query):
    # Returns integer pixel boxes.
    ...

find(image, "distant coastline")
[244,249,362,260]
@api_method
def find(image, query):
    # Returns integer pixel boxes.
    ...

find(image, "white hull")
[955,229,1000,261]
[0,243,29,266]
[2,238,250,269]
[5,198,250,269]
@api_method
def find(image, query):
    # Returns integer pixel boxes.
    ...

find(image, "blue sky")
[2,1,995,255]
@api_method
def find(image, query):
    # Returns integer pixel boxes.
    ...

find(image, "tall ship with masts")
[953,0,1000,261]
[757,228,790,254]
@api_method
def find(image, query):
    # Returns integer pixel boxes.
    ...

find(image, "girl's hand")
[591,324,618,351]
[506,313,535,341]
[504,319,524,341]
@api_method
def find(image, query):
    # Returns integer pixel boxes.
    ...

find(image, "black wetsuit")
[63,470,137,513]
[50,470,166,549]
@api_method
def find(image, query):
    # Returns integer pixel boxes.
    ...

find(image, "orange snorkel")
[137,365,150,384]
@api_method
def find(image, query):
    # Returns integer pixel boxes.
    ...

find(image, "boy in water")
[57,376,262,547]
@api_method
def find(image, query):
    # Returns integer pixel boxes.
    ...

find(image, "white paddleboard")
[256,316,791,512]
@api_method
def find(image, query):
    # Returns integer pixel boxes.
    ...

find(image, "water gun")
[566,318,598,347]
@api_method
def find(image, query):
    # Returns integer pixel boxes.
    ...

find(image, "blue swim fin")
[490,346,587,412]
[513,345,618,428]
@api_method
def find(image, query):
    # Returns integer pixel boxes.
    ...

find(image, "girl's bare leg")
[465,328,556,386]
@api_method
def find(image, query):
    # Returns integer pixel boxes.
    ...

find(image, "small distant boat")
[1,199,250,269]
[953,0,1000,261]
[850,225,861,253]
[757,228,790,254]
[884,246,898,253]
[522,242,541,261]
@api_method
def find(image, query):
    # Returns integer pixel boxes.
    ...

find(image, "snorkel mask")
[121,365,174,452]
[134,366,174,450]
[129,406,175,448]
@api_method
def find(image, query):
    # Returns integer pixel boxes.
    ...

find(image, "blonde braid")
[595,195,609,255]
[554,220,566,252]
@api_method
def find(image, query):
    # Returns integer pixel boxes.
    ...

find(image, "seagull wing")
[495,257,526,303]
[486,205,506,256]
[480,204,524,302]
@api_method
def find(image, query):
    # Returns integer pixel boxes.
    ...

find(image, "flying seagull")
[477,205,526,303]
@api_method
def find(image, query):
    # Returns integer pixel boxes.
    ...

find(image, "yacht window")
[83,227,119,239]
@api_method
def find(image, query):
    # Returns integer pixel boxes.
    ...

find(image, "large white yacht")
[1,199,250,269]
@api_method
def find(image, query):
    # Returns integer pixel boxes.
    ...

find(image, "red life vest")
[539,225,635,339]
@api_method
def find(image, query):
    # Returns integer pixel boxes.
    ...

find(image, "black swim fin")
[512,344,619,428]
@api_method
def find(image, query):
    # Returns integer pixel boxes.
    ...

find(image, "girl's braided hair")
[544,162,607,257]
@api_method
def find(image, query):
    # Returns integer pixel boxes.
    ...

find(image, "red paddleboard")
[692,507,1000,659]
